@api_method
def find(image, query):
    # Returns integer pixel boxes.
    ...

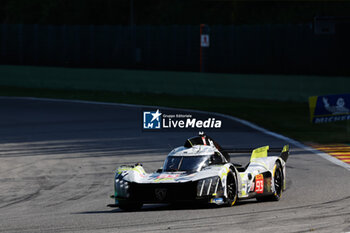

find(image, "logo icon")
[143,109,162,129]
[323,97,349,115]
[154,188,167,201]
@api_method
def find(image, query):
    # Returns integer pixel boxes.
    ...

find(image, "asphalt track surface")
[0,97,349,233]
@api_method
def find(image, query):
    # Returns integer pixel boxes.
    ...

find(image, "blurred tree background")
[0,0,349,25]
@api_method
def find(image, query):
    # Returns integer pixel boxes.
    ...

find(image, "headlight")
[197,177,220,197]
[115,178,130,198]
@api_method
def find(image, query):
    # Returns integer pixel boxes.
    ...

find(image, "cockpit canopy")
[163,147,227,172]
[163,155,208,172]
[184,133,230,162]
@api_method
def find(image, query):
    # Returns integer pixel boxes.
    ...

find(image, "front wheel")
[226,171,238,206]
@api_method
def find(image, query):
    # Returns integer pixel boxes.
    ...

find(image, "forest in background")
[1,0,350,25]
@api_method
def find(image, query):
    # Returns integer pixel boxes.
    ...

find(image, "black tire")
[256,161,283,202]
[271,161,283,201]
[226,170,238,207]
[118,200,143,211]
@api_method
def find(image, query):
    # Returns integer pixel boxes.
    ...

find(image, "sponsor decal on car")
[255,174,264,194]
[210,197,224,204]
[155,174,180,182]
[249,182,255,192]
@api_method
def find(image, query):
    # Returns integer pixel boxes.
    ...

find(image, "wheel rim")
[227,174,236,202]
[274,166,282,196]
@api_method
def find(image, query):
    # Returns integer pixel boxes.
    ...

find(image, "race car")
[110,133,289,211]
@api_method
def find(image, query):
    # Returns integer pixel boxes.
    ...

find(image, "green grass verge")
[1,65,350,102]
[1,86,348,144]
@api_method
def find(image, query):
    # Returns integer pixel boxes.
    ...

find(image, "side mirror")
[202,160,210,170]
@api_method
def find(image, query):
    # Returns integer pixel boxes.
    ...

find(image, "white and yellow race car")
[110,133,289,211]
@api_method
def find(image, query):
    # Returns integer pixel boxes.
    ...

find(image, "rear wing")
[222,145,290,162]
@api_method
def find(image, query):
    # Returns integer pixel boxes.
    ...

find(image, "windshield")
[163,156,208,172]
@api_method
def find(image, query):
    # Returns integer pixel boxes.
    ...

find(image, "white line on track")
[2,96,350,171]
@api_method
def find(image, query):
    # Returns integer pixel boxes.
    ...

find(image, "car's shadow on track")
[74,200,259,214]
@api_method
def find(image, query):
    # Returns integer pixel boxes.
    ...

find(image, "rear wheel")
[271,161,283,201]
[118,200,143,211]
[226,171,238,206]
[256,161,283,202]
